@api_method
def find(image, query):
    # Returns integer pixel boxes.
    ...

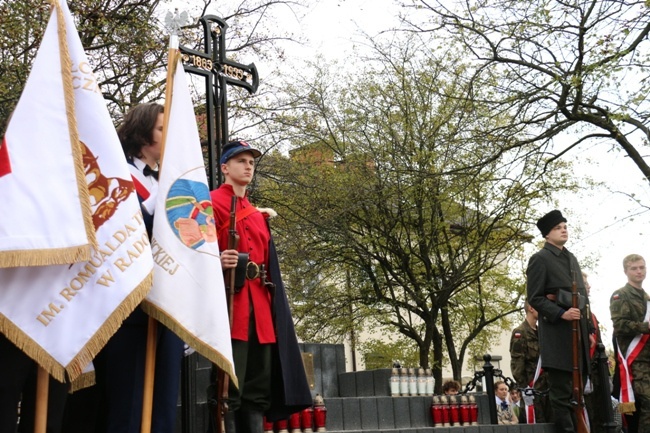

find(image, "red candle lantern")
[263,416,274,433]
[441,395,450,427]
[289,412,302,433]
[449,395,460,426]
[301,406,314,433]
[469,394,478,425]
[313,394,327,432]
[431,396,444,427]
[275,418,289,433]
[460,395,470,426]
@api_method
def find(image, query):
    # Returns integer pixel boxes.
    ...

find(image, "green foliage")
[361,337,420,370]
[255,33,576,383]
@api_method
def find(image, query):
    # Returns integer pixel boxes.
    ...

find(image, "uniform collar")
[220,182,249,198]
[131,157,158,172]
[543,242,567,256]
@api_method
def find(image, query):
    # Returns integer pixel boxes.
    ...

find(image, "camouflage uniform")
[510,319,552,423]
[611,283,650,433]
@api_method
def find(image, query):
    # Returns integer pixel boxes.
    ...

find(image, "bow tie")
[501,401,508,410]
[143,165,159,180]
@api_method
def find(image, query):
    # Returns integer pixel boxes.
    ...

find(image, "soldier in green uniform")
[509,300,552,423]
[526,210,592,433]
[610,254,650,433]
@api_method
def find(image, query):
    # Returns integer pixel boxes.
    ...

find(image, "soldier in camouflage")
[510,300,552,423]
[610,254,650,433]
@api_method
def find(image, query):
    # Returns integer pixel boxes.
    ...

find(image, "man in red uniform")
[210,140,311,433]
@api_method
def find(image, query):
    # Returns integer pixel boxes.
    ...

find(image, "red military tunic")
[210,184,276,343]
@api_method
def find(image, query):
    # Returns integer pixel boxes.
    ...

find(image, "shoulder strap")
[218,205,260,233]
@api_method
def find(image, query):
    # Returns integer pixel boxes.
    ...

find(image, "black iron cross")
[179,15,259,189]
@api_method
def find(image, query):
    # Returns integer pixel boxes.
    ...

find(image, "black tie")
[501,401,508,410]
[143,165,159,180]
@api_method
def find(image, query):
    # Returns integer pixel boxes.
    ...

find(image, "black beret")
[536,210,567,237]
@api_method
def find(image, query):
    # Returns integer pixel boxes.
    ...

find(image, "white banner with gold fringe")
[0,1,97,268]
[143,54,235,385]
[0,0,153,382]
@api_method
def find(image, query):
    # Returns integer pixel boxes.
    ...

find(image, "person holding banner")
[611,254,650,433]
[210,140,311,433]
[92,103,184,433]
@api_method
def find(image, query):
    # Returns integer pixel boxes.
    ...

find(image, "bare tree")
[409,0,650,184]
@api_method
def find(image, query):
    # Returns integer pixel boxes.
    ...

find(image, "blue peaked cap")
[220,140,261,165]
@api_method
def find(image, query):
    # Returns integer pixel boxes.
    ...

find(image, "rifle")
[571,275,590,433]
[215,195,239,433]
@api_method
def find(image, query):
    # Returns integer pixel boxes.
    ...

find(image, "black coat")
[526,242,591,373]
[265,225,313,420]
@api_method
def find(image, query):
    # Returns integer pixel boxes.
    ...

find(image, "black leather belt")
[246,261,260,280]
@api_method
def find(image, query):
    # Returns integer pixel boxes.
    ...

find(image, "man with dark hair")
[442,380,461,395]
[526,210,592,433]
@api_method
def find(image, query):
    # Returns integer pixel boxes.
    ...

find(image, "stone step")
[322,394,555,433]
[324,426,555,433]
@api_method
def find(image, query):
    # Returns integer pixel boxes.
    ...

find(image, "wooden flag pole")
[140,19,179,433]
[34,366,49,433]
[140,317,158,433]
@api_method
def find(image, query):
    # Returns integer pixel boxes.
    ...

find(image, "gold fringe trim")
[141,300,238,389]
[53,0,98,251]
[0,244,90,268]
[0,314,67,382]
[64,271,153,380]
[69,370,95,393]
[0,271,152,383]
[619,401,636,414]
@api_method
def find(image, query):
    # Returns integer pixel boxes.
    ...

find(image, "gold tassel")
[619,401,636,414]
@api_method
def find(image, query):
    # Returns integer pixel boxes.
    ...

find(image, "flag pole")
[34,366,49,433]
[140,25,179,433]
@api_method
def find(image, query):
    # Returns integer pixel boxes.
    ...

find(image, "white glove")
[183,343,195,357]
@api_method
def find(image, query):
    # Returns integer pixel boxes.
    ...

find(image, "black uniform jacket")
[526,242,591,373]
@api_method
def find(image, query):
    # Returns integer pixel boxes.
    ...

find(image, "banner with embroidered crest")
[0,0,153,383]
[0,1,101,268]
[142,52,235,386]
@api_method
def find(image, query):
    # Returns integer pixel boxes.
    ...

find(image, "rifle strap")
[218,204,260,233]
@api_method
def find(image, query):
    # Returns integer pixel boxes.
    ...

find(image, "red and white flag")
[0,1,97,268]
[143,55,235,384]
[0,0,153,382]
